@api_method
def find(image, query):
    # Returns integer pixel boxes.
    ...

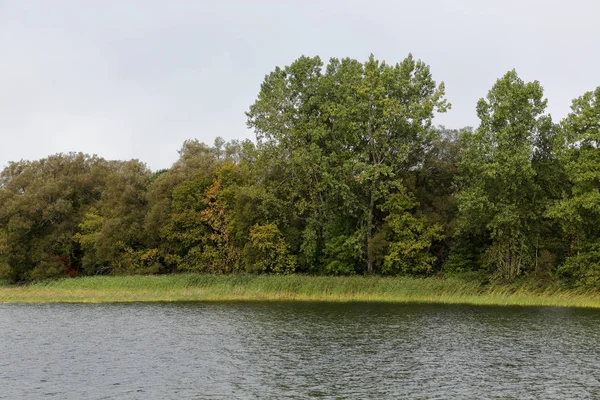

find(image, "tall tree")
[247,54,448,274]
[74,159,152,275]
[547,87,600,285]
[0,154,109,281]
[455,70,551,280]
[144,138,250,273]
[413,127,470,272]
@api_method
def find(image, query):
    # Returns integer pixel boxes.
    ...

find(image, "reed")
[1,274,600,308]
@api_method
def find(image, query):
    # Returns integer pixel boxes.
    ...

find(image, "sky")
[1,0,599,171]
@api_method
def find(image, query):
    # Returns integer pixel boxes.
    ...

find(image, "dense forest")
[1,54,599,287]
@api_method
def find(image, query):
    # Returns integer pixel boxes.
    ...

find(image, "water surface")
[1,302,599,399]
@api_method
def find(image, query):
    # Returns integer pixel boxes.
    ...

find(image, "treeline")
[1,54,599,286]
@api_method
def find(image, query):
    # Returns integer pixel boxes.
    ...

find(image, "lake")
[1,302,600,399]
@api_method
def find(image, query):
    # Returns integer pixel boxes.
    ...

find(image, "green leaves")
[247,54,448,274]
[10,55,600,287]
[546,87,600,285]
[380,189,443,275]
[455,70,551,280]
[244,223,296,274]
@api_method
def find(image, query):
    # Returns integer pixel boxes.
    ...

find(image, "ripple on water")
[1,302,600,399]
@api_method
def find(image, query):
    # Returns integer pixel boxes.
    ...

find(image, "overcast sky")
[1,0,599,170]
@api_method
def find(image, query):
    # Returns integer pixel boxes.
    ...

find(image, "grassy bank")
[1,273,600,308]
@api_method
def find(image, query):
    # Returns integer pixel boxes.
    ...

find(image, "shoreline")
[1,274,600,308]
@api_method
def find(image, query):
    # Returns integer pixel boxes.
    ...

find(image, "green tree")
[243,223,296,274]
[381,188,443,275]
[0,154,109,281]
[247,54,449,274]
[455,70,551,281]
[413,126,470,272]
[0,229,9,279]
[547,87,600,285]
[145,138,249,273]
[72,159,152,275]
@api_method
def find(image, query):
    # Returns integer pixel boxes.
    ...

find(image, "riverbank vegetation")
[3,274,600,308]
[1,54,600,293]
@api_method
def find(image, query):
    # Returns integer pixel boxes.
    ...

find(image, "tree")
[145,138,249,273]
[0,154,109,281]
[73,159,152,275]
[413,126,470,272]
[547,87,600,285]
[455,70,551,281]
[243,223,296,274]
[0,228,9,279]
[380,188,443,275]
[247,54,449,274]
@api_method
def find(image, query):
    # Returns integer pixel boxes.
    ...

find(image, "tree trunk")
[366,182,376,274]
[366,231,373,274]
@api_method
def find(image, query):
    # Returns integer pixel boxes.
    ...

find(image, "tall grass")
[1,273,600,308]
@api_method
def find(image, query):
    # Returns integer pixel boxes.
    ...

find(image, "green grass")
[2,273,600,308]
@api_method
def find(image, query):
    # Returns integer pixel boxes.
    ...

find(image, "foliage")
[454,70,552,281]
[247,54,449,274]
[243,223,296,274]
[547,87,600,285]
[1,55,600,289]
[7,273,600,309]
[112,247,162,275]
[381,189,444,275]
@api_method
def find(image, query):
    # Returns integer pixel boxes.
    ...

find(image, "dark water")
[1,302,600,399]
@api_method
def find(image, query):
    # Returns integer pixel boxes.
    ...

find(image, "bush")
[112,247,162,275]
[556,244,600,287]
[29,259,67,281]
[243,223,296,274]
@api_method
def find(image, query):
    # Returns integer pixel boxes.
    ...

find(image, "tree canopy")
[0,54,599,288]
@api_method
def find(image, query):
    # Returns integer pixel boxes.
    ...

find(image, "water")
[1,302,600,399]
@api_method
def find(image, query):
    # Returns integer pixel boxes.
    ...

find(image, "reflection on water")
[1,302,600,399]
